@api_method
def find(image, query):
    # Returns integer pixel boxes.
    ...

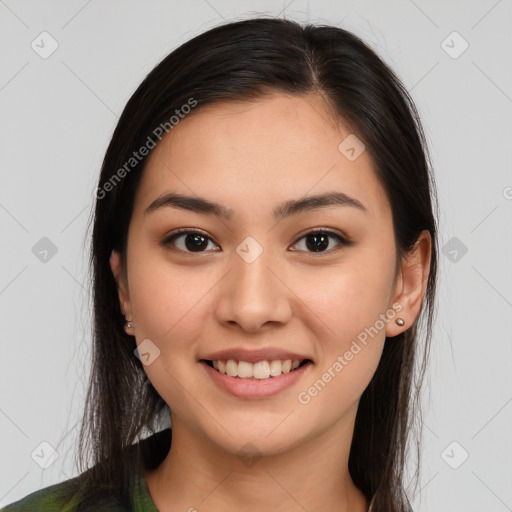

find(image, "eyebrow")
[144,191,367,221]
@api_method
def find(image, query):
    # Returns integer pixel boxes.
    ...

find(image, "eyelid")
[164,227,213,240]
[293,227,352,244]
[161,227,221,251]
[289,228,353,254]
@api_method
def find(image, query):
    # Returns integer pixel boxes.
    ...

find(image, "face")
[111,93,419,457]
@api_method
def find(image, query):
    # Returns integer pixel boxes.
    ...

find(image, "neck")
[145,410,369,512]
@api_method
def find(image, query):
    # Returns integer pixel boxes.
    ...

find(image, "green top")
[0,472,158,512]
[0,429,168,512]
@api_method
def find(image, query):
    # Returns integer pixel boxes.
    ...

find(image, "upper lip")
[200,348,313,364]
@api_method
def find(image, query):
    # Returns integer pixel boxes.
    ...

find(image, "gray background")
[1,1,511,511]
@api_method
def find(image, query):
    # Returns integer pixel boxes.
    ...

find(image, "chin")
[204,422,308,459]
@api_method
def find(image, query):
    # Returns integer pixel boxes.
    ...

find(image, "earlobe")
[386,230,432,337]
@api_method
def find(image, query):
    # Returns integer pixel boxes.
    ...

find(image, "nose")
[214,247,292,333]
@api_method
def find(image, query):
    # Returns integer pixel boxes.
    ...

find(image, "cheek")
[292,274,392,435]
[127,259,211,411]
[292,250,395,398]
[295,252,396,340]
[127,247,213,352]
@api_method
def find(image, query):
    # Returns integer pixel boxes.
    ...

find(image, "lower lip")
[200,360,312,399]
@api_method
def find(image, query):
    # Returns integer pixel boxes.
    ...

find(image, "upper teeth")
[212,359,303,379]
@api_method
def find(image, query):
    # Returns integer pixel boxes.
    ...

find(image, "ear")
[110,250,134,331]
[386,230,432,337]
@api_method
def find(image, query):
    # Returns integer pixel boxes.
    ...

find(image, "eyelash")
[161,228,352,255]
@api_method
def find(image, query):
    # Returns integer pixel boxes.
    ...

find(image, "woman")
[2,16,437,512]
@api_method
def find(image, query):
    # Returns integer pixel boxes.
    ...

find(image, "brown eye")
[290,230,351,254]
[162,230,220,253]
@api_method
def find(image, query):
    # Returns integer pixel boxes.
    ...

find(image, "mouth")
[200,358,313,380]
[199,356,314,399]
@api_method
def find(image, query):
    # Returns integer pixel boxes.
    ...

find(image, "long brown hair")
[66,17,438,511]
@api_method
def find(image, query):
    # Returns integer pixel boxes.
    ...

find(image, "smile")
[204,358,311,379]
[200,359,313,399]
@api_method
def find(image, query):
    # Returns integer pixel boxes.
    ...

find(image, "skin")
[110,92,431,512]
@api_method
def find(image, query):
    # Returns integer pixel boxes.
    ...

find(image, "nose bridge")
[215,236,291,331]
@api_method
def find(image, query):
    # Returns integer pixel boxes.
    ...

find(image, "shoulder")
[1,428,171,512]
[0,476,82,512]
[0,474,127,512]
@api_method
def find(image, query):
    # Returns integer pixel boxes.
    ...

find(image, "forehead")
[135,93,391,220]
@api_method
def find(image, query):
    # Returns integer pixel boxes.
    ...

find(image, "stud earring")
[124,320,134,330]
[395,318,405,326]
